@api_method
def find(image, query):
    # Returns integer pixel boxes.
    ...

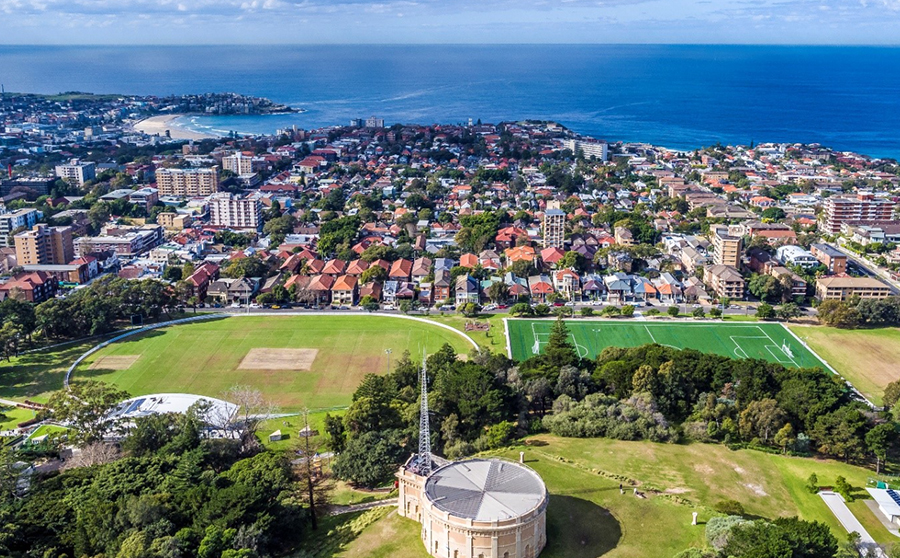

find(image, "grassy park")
[72,315,472,411]
[789,325,900,405]
[508,319,829,369]
[304,433,897,558]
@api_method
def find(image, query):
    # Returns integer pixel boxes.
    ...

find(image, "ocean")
[1,44,899,158]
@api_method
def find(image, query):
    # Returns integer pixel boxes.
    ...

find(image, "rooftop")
[423,458,547,521]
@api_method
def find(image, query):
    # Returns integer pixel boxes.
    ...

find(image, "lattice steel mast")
[418,351,432,475]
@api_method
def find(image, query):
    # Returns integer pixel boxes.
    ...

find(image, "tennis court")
[507,319,830,370]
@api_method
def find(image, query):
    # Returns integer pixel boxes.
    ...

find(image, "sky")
[1,0,900,44]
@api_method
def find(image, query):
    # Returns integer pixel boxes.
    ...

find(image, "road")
[819,491,886,557]
[830,241,900,294]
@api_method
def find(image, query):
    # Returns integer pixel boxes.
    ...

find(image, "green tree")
[749,274,783,303]
[332,430,406,488]
[361,265,387,284]
[774,423,797,454]
[866,422,896,474]
[692,307,706,318]
[510,302,533,317]
[777,302,802,321]
[46,381,130,445]
[667,305,680,317]
[756,303,776,320]
[544,317,578,369]
[884,380,900,409]
[806,473,819,494]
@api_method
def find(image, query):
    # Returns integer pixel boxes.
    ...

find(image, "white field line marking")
[757,325,799,367]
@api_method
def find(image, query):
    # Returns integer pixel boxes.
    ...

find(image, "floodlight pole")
[385,348,392,374]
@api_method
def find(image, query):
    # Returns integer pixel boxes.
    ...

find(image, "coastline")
[132,114,216,141]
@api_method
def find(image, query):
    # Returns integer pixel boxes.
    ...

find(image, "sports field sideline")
[506,319,831,370]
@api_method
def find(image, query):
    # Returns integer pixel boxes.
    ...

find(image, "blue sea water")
[1,45,899,159]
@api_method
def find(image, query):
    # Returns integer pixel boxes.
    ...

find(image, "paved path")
[820,491,886,557]
[328,497,398,516]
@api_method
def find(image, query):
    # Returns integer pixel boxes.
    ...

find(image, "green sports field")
[507,319,830,370]
[74,315,472,411]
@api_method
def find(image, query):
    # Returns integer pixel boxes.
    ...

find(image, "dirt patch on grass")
[89,355,139,370]
[744,483,768,496]
[238,348,318,370]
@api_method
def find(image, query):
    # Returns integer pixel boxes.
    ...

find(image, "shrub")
[806,473,818,494]
[667,305,680,317]
[580,307,594,317]
[705,515,748,551]
[621,305,635,317]
[692,307,706,318]
[714,499,745,516]
[645,308,661,316]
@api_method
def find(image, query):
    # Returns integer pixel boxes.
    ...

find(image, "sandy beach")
[132,114,216,140]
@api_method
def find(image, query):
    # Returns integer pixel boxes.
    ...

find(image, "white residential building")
[776,245,819,269]
[55,159,96,187]
[209,193,262,231]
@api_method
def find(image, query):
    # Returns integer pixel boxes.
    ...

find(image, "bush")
[534,304,550,316]
[709,308,722,318]
[705,515,748,551]
[645,308,661,316]
[621,305,635,317]
[806,473,818,494]
[667,305,680,317]
[692,307,705,318]
[714,499,745,516]
[835,476,853,502]
[580,307,594,317]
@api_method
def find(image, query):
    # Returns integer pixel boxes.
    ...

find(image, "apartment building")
[209,193,262,230]
[157,212,193,230]
[712,225,742,268]
[820,193,896,234]
[54,159,96,187]
[542,209,565,248]
[561,138,609,161]
[775,245,819,269]
[815,276,892,301]
[0,208,42,247]
[222,153,254,175]
[155,168,219,197]
[810,243,848,275]
[704,265,745,299]
[75,225,164,258]
[14,224,74,265]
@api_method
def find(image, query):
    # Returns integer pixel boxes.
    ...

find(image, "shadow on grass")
[544,495,621,558]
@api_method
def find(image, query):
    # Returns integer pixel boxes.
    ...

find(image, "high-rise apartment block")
[155,168,219,197]
[820,193,896,234]
[14,224,74,265]
[712,225,742,268]
[542,209,565,248]
[209,193,262,231]
[54,159,96,187]
[222,153,254,175]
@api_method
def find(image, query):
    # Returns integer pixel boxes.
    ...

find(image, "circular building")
[399,457,548,558]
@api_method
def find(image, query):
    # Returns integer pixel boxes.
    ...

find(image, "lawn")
[788,325,900,405]
[73,315,472,412]
[0,338,110,404]
[508,319,829,370]
[325,435,896,558]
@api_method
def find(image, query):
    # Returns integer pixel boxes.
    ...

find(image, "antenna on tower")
[418,350,432,475]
